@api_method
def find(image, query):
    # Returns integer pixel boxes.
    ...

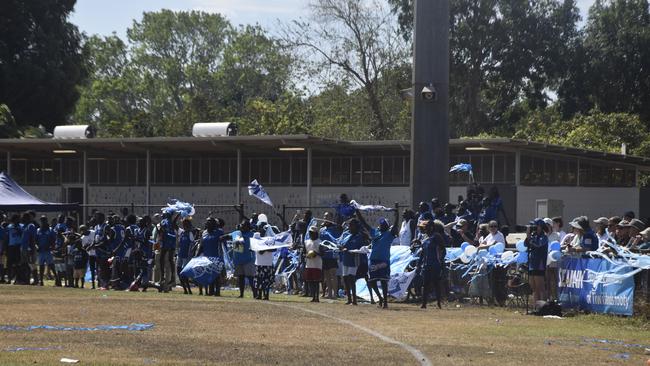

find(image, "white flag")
[250,231,293,252]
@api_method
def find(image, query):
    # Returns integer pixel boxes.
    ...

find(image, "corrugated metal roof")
[0,135,647,168]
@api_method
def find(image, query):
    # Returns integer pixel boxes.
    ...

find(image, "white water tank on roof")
[192,122,238,137]
[53,125,96,139]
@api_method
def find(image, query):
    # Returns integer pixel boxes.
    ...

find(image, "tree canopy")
[0,0,86,132]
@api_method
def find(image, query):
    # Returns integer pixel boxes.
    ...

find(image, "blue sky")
[70,0,596,39]
[70,0,307,39]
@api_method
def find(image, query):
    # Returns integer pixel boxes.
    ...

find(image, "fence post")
[282,204,287,231]
[238,203,244,222]
[131,202,135,216]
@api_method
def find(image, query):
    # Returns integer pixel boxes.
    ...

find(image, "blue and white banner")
[250,231,293,252]
[349,199,394,212]
[558,256,635,316]
[356,246,418,301]
[248,179,273,206]
[180,256,224,286]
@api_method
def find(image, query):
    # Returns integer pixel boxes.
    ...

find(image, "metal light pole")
[410,0,450,207]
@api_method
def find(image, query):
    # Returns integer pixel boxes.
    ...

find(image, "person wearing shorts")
[339,217,363,305]
[71,240,88,289]
[232,220,256,298]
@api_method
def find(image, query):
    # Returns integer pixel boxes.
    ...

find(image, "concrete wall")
[516,186,639,225]
[22,186,63,203]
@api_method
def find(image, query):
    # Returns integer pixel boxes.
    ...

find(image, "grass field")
[0,285,649,365]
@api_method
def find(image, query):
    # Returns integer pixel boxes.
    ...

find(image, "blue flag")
[180,256,224,286]
[248,179,273,206]
[449,163,473,173]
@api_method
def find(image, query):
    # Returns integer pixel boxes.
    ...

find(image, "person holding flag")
[198,217,224,296]
[357,210,399,309]
[229,220,257,299]
[338,217,363,305]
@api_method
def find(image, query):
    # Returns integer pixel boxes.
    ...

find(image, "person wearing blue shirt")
[92,212,110,289]
[335,193,355,224]
[228,220,256,299]
[109,215,128,289]
[19,212,37,285]
[526,218,549,307]
[200,217,224,296]
[439,203,456,225]
[568,217,599,253]
[419,220,446,309]
[36,216,55,286]
[176,218,195,295]
[358,210,399,309]
[338,217,364,305]
[319,212,341,299]
[6,214,23,284]
[53,215,67,252]
[158,212,179,291]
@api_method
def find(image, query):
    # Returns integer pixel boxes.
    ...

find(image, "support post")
[83,150,88,223]
[515,151,521,186]
[6,151,10,175]
[236,149,242,204]
[146,149,151,213]
[306,148,313,207]
[410,0,450,207]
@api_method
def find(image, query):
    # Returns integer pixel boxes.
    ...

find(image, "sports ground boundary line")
[266,301,432,366]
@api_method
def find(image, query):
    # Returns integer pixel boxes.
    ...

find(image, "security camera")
[421,85,437,101]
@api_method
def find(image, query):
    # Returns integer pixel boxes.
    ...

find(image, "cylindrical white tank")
[53,125,96,139]
[192,122,237,137]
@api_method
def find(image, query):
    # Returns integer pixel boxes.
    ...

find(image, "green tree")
[0,104,20,138]
[388,0,580,137]
[558,0,650,123]
[514,109,650,156]
[0,0,86,131]
[72,11,297,137]
[284,0,410,140]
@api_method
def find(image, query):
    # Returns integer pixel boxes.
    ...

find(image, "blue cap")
[378,217,388,227]
[529,218,545,227]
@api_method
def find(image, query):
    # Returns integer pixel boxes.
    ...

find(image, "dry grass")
[0,285,649,365]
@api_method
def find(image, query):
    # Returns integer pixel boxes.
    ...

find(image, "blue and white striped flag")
[248,179,273,206]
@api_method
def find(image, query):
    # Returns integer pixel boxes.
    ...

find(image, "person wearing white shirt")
[593,217,614,248]
[478,221,505,250]
[304,226,323,303]
[551,217,566,243]
[254,246,275,301]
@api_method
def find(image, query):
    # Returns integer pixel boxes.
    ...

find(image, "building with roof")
[0,135,649,225]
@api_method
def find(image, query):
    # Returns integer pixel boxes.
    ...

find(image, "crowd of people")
[0,186,647,311]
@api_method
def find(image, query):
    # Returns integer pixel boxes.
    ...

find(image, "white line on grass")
[266,302,432,366]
